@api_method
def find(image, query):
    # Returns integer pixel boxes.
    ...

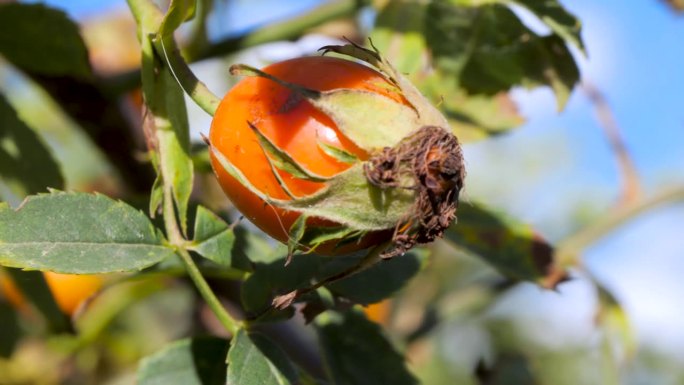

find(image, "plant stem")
[556,186,684,266]
[104,0,367,95]
[162,186,183,244]
[583,82,642,206]
[129,0,221,115]
[191,0,366,61]
[158,34,220,115]
[162,184,241,335]
[177,248,241,335]
[129,0,242,335]
[271,242,388,310]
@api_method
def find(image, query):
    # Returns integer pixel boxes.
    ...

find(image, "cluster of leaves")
[371,0,584,141]
[0,0,649,384]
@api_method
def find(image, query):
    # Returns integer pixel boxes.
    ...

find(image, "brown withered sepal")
[365,125,465,258]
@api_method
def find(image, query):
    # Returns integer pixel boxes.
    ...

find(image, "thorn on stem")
[200,133,211,146]
[272,290,299,310]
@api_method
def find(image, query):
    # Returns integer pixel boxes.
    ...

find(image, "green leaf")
[371,0,429,75]
[595,282,636,359]
[137,337,230,385]
[149,176,164,218]
[0,3,91,78]
[241,254,320,317]
[445,202,567,289]
[324,248,428,305]
[370,1,526,141]
[0,192,175,273]
[425,1,580,109]
[0,301,21,357]
[316,310,418,385]
[189,206,235,267]
[3,268,70,332]
[226,329,299,385]
[232,226,280,267]
[420,81,525,142]
[506,0,586,54]
[444,0,585,54]
[75,277,167,345]
[0,93,64,204]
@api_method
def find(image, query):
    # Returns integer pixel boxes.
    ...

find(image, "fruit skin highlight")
[209,42,465,258]
[210,56,404,251]
[0,271,103,316]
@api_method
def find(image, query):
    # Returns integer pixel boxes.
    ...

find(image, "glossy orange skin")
[210,56,405,249]
[0,272,104,315]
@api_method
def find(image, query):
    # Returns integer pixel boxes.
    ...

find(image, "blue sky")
[22,0,684,358]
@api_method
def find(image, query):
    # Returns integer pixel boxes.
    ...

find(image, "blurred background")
[1,0,683,384]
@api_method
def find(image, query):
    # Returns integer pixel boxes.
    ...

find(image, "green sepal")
[320,41,450,132]
[232,64,426,152]
[262,149,297,199]
[280,163,414,231]
[230,64,318,99]
[317,140,359,164]
[287,216,366,255]
[307,89,420,150]
[286,215,307,264]
[300,226,362,251]
[247,121,329,182]
[208,142,415,232]
[319,41,396,83]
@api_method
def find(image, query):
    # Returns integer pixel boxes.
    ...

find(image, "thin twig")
[158,33,221,115]
[556,186,684,267]
[583,81,643,206]
[128,0,242,336]
[272,242,390,310]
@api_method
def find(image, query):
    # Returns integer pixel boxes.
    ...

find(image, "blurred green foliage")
[0,1,682,384]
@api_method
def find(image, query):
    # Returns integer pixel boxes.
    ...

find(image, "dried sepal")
[319,39,398,85]
[368,126,465,258]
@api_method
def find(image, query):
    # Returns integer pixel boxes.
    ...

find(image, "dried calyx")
[208,41,465,259]
[366,125,464,258]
